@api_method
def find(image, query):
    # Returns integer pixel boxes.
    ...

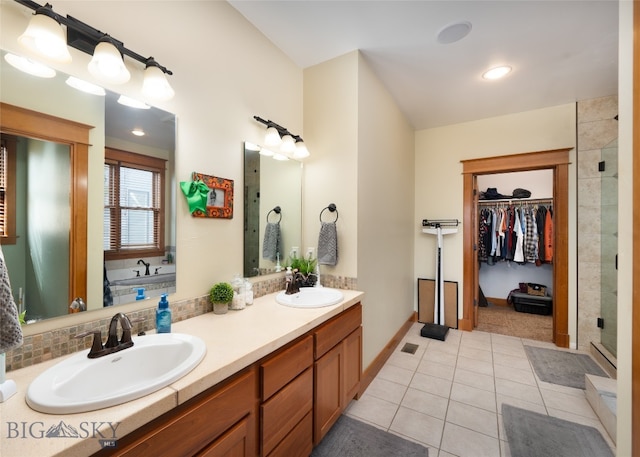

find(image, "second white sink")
[276,287,344,308]
[26,333,206,414]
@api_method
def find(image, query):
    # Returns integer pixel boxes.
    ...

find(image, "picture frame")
[191,172,234,219]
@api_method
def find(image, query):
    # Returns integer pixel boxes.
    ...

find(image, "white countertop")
[0,289,364,457]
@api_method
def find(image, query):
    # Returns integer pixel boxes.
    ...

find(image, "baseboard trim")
[360,312,417,396]
[486,297,509,307]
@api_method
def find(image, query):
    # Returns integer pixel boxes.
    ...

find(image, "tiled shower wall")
[576,95,618,352]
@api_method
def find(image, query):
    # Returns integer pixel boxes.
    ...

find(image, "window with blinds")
[104,148,166,259]
[0,140,6,237]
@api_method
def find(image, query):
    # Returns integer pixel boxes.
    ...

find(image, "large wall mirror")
[0,49,176,324]
[243,142,302,277]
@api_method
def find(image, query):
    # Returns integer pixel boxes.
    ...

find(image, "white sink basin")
[276,287,344,308]
[26,333,206,414]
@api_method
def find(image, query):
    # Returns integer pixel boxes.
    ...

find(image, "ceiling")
[228,0,619,130]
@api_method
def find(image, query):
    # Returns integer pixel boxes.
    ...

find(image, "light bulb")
[142,65,175,101]
[88,40,130,84]
[18,12,71,63]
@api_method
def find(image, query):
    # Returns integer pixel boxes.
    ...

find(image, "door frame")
[460,148,571,347]
[0,102,91,308]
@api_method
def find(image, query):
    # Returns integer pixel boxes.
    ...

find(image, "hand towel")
[103,263,113,307]
[318,222,338,266]
[0,245,22,353]
[262,222,281,262]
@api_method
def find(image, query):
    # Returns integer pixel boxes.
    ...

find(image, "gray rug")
[524,345,607,389]
[311,415,428,457]
[502,404,613,457]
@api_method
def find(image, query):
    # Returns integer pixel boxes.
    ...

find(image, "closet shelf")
[478,197,553,207]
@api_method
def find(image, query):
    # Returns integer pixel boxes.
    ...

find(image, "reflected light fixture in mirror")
[65,76,106,96]
[3,52,55,78]
[18,4,71,63]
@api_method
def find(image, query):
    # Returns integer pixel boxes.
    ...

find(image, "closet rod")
[477,197,553,207]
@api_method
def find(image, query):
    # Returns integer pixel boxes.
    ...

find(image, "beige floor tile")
[495,378,544,405]
[500,437,512,457]
[540,388,598,419]
[456,355,494,377]
[493,351,532,371]
[427,338,461,356]
[438,450,458,457]
[440,422,501,457]
[417,358,456,381]
[535,379,586,397]
[425,345,458,365]
[496,394,548,416]
[493,363,537,386]
[364,376,408,405]
[454,367,496,392]
[450,382,497,413]
[492,343,527,358]
[389,406,445,448]
[401,387,450,420]
[377,363,415,386]
[459,345,494,363]
[387,350,423,372]
[344,393,399,429]
[445,400,499,438]
[410,371,453,399]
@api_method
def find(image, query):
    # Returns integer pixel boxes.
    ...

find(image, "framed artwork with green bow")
[180,172,234,219]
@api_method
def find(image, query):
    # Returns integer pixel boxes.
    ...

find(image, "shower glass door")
[600,138,618,357]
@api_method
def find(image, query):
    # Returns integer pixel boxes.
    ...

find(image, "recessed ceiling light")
[4,53,56,78]
[131,128,145,137]
[118,95,150,109]
[482,65,512,80]
[65,76,106,96]
[437,21,472,44]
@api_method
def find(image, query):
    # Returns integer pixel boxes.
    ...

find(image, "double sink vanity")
[1,288,363,457]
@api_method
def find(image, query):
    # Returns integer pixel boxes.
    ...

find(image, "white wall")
[304,51,415,369]
[414,104,577,343]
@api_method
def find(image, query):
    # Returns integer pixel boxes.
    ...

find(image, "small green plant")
[209,282,234,304]
[288,255,317,275]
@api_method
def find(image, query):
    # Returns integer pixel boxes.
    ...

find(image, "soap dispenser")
[156,294,171,333]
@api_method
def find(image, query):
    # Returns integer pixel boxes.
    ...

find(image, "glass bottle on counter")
[230,274,246,310]
[244,279,254,305]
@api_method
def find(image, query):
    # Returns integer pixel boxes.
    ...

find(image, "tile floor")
[344,323,616,457]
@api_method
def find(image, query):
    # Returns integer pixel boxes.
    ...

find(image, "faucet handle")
[74,330,104,358]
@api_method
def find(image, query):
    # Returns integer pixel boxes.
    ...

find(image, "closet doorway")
[460,148,571,348]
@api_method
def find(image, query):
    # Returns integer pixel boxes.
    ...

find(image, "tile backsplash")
[5,274,357,372]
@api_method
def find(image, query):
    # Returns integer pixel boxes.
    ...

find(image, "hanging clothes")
[514,208,525,263]
[544,206,554,262]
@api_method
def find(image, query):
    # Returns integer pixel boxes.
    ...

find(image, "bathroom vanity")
[0,290,363,457]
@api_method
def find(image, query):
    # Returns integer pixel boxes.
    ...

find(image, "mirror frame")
[0,102,91,304]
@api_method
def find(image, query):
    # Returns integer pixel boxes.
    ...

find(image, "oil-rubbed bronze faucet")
[74,313,140,358]
[137,259,151,276]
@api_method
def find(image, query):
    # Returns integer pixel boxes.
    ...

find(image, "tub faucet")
[137,259,151,276]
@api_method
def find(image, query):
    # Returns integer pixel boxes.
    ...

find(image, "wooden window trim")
[0,135,18,245]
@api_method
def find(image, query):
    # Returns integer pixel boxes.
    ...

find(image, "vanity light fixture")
[3,52,56,78]
[482,65,512,80]
[253,115,310,159]
[65,76,106,96]
[14,0,174,100]
[18,3,71,63]
[88,36,130,84]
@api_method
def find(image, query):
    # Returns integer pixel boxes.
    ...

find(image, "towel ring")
[319,203,338,223]
[266,206,282,223]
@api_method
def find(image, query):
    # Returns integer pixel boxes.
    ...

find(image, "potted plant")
[209,282,234,314]
[288,255,318,287]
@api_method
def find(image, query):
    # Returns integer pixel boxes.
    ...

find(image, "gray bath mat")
[524,345,607,389]
[502,404,613,457]
[311,415,428,457]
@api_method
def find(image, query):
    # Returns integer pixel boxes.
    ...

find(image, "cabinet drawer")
[197,416,251,457]
[314,303,362,359]
[261,335,313,400]
[261,368,313,456]
[109,368,257,457]
[267,411,312,457]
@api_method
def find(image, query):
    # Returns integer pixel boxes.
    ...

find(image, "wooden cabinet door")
[198,416,251,457]
[343,327,362,406]
[313,343,343,444]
